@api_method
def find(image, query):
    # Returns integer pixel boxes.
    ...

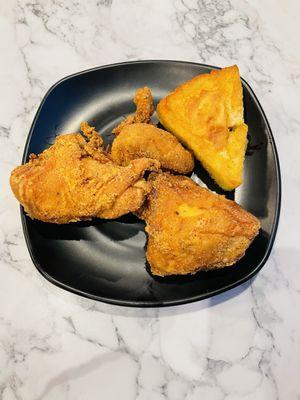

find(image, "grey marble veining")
[0,0,300,399]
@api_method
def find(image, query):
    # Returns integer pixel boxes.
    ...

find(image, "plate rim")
[20,60,282,307]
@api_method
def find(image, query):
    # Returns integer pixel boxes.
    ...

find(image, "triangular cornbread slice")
[157,65,248,191]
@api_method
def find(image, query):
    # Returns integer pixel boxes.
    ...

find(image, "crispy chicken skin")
[10,123,160,224]
[111,123,194,174]
[138,173,260,276]
[112,87,154,135]
[157,65,248,191]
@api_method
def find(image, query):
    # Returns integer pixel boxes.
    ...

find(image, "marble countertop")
[1,0,299,399]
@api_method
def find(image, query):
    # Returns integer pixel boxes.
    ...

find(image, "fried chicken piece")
[99,179,151,219]
[112,87,154,135]
[111,123,194,174]
[157,65,248,191]
[138,173,260,276]
[10,123,160,224]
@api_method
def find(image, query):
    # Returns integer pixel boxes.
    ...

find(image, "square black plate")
[21,60,281,307]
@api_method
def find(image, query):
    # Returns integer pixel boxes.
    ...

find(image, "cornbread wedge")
[157,65,248,191]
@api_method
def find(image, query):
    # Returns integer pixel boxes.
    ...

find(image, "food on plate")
[10,64,262,279]
[112,86,154,135]
[10,122,160,224]
[137,173,260,276]
[157,65,248,191]
[111,123,194,174]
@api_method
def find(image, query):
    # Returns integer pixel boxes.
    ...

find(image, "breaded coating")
[10,123,160,224]
[157,65,248,191]
[138,173,260,276]
[112,87,154,135]
[111,123,194,174]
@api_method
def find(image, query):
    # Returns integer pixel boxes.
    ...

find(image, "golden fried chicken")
[111,123,194,174]
[138,173,260,276]
[157,65,248,191]
[112,87,154,135]
[10,123,160,224]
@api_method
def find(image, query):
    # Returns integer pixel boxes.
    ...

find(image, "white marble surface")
[0,0,299,399]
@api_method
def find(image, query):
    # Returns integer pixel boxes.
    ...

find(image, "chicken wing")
[10,123,160,224]
[111,123,194,174]
[112,86,154,135]
[138,173,260,276]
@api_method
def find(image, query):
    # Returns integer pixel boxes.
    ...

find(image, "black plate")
[21,61,281,307]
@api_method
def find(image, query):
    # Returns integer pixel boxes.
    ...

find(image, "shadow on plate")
[191,162,235,199]
[28,213,144,242]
